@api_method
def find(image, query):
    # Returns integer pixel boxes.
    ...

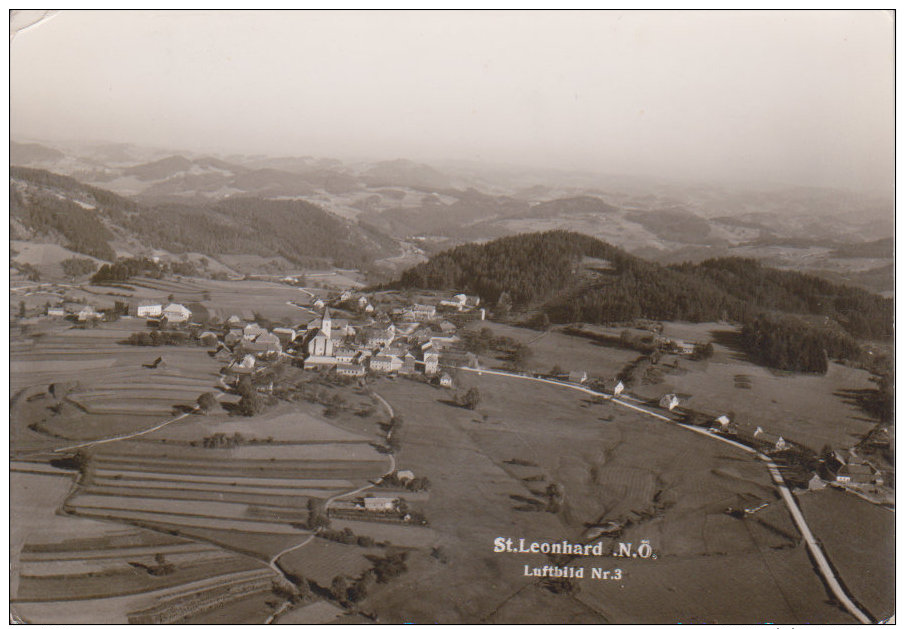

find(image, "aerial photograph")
[8,9,894,625]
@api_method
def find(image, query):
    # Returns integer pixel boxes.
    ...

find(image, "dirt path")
[264,393,397,625]
[455,364,874,624]
[51,376,231,454]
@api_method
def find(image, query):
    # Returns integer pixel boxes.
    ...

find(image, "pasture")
[355,375,857,623]
[629,322,878,451]
[798,489,895,621]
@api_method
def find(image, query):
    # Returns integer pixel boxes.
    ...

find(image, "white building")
[162,303,192,323]
[136,302,162,318]
[614,381,625,396]
[370,354,403,373]
[659,393,680,411]
[336,363,366,378]
[363,496,397,512]
[439,372,454,388]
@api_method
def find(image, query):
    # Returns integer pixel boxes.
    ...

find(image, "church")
[307,308,336,358]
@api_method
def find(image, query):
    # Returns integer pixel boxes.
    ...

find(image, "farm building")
[397,470,415,482]
[659,393,680,411]
[198,331,218,345]
[569,371,588,384]
[438,320,457,334]
[224,330,242,346]
[46,306,65,317]
[363,496,397,512]
[229,354,256,375]
[439,372,454,388]
[313,298,326,309]
[614,380,625,396]
[242,332,282,355]
[76,305,102,321]
[752,426,790,452]
[227,314,244,328]
[162,303,192,323]
[835,463,878,485]
[712,415,733,433]
[272,327,296,345]
[370,353,403,373]
[243,322,267,341]
[135,301,162,318]
[336,363,366,378]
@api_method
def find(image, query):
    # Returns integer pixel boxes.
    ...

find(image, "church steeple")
[322,307,332,338]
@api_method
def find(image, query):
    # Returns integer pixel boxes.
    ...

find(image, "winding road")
[454,364,874,624]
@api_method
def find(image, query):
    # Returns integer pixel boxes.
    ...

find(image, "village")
[24,276,893,507]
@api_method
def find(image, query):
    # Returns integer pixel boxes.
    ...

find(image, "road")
[455,364,873,624]
[265,392,397,625]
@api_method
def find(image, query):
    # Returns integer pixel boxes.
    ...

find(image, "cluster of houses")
[213,291,483,386]
[45,300,194,324]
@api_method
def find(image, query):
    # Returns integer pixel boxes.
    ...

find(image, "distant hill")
[363,159,451,189]
[10,166,399,268]
[522,196,620,218]
[10,141,65,165]
[397,230,892,342]
[124,155,196,180]
[831,237,894,259]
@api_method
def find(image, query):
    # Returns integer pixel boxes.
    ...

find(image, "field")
[630,322,878,451]
[352,374,857,623]
[11,319,221,452]
[464,320,639,379]
[798,488,895,621]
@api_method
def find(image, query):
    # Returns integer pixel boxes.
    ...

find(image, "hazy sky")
[10,10,894,193]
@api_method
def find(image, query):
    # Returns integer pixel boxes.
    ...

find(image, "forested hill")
[396,230,893,343]
[10,166,398,267]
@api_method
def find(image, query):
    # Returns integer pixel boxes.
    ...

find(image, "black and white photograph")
[8,9,895,624]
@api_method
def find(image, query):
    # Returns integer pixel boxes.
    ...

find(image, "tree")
[460,387,481,410]
[196,392,217,413]
[238,391,262,416]
[331,576,349,602]
[18,301,26,318]
[236,375,255,397]
[60,257,98,279]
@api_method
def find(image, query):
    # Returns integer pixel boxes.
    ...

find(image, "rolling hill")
[9,166,400,270]
[395,230,892,372]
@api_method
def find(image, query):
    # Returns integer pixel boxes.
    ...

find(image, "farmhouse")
[439,372,454,388]
[243,323,267,341]
[77,305,102,321]
[752,426,789,452]
[569,371,588,384]
[224,330,243,346]
[46,306,66,317]
[363,496,397,512]
[659,393,680,411]
[162,303,192,323]
[614,380,625,396]
[241,331,282,355]
[272,327,296,345]
[304,355,338,369]
[228,354,256,375]
[135,301,163,318]
[835,463,878,485]
[396,470,415,482]
[712,415,734,433]
[227,314,244,328]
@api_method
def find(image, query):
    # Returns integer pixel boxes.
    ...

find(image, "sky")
[9,10,895,193]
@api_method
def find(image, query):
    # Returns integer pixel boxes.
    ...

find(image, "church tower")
[322,308,332,339]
